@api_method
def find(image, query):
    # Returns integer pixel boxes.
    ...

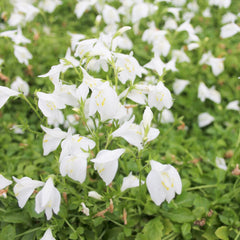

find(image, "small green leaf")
[215,226,229,240]
[161,208,195,223]
[142,217,164,240]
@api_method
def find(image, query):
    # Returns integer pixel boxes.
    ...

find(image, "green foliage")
[0,0,240,239]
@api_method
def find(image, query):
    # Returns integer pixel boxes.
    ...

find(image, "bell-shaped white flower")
[173,79,189,95]
[0,174,12,190]
[88,81,124,121]
[220,22,240,39]
[142,106,153,129]
[102,4,120,25]
[60,152,89,183]
[226,100,240,111]
[40,228,55,240]
[114,53,147,84]
[13,176,44,208]
[215,157,227,171]
[146,160,182,206]
[38,0,62,13]
[81,202,90,216]
[11,76,29,96]
[160,109,174,124]
[198,112,214,128]
[37,92,66,118]
[148,82,173,111]
[35,177,61,220]
[14,45,32,65]
[88,191,103,200]
[0,86,19,108]
[41,125,67,156]
[91,149,125,185]
[112,116,159,150]
[121,172,144,192]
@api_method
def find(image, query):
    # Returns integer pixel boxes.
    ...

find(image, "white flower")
[38,0,62,13]
[226,100,240,111]
[173,79,189,95]
[160,109,174,124]
[11,76,29,96]
[114,53,147,84]
[0,174,12,190]
[60,152,89,183]
[121,172,144,192]
[0,86,19,109]
[209,57,225,76]
[220,23,240,39]
[88,81,124,121]
[81,202,90,216]
[88,191,103,200]
[112,116,159,150]
[148,82,173,111]
[40,228,55,240]
[14,45,32,65]
[142,106,153,129]
[198,82,221,104]
[215,157,227,171]
[13,176,44,208]
[37,92,66,118]
[222,12,237,24]
[198,112,214,128]
[209,0,231,8]
[102,4,120,25]
[41,125,67,156]
[146,160,182,206]
[35,177,61,220]
[91,149,125,185]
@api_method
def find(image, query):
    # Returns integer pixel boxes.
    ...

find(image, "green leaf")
[142,217,164,240]
[0,225,16,239]
[181,223,191,237]
[215,226,229,240]
[161,208,195,223]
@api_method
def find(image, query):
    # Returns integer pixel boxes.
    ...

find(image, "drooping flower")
[91,149,125,185]
[159,109,175,124]
[81,202,90,216]
[226,100,240,111]
[88,81,125,121]
[41,125,67,156]
[215,157,227,171]
[11,76,29,96]
[60,152,89,183]
[146,160,182,206]
[148,82,173,111]
[220,22,240,39]
[14,45,32,65]
[0,174,12,196]
[13,176,44,208]
[198,112,215,128]
[35,177,61,220]
[40,228,56,240]
[0,86,19,109]
[121,172,144,192]
[88,191,103,200]
[173,79,189,95]
[112,110,159,150]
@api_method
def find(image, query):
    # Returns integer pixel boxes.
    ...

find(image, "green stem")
[20,94,43,122]
[15,227,42,238]
[187,184,217,191]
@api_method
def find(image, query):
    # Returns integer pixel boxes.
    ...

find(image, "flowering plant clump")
[0,0,240,239]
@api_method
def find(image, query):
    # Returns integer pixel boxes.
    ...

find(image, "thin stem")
[20,94,43,122]
[187,184,217,191]
[15,227,42,238]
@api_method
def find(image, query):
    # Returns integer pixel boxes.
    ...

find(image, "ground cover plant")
[0,0,240,239]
